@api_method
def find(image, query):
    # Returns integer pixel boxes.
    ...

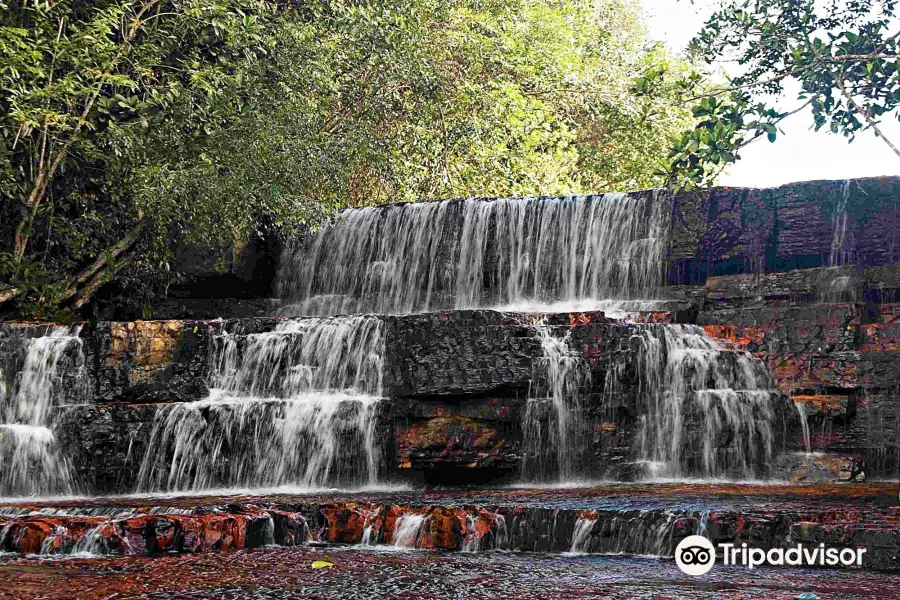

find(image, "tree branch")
[71,256,135,310]
[58,219,146,303]
[838,78,900,160]
[12,0,164,261]
[678,51,900,108]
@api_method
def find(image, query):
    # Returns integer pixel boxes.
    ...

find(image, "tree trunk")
[1,219,145,310]
[58,219,146,303]
[12,0,162,261]
[71,257,135,311]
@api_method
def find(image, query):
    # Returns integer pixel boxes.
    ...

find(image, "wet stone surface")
[1,484,898,572]
[1,545,898,599]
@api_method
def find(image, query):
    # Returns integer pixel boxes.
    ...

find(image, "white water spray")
[521,323,590,482]
[278,192,670,315]
[631,325,778,479]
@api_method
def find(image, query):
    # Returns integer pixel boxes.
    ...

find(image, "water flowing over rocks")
[134,316,385,492]
[2,177,900,575]
[0,483,897,570]
[277,191,670,316]
[6,310,788,494]
[0,324,85,496]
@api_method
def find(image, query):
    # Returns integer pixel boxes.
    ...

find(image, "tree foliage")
[150,0,702,206]
[0,0,700,316]
[670,0,900,188]
[0,0,280,314]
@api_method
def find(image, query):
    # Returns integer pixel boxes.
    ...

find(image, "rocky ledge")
[1,483,898,570]
[1,310,799,494]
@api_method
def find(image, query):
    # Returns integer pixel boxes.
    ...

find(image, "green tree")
[147,0,703,206]
[0,0,281,311]
[1,0,702,316]
[669,0,900,188]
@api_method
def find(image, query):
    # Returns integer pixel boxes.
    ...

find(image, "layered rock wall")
[4,177,900,489]
[668,178,900,479]
[48,312,653,493]
[0,309,792,494]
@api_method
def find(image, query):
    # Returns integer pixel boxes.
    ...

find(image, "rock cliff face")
[2,177,899,493]
[666,178,900,480]
[42,311,777,492]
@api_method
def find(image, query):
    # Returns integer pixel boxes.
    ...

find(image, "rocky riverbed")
[3,544,899,600]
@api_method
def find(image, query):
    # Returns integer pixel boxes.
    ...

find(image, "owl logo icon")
[675,535,716,575]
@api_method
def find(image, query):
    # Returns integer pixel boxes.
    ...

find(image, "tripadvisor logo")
[674,535,867,576]
[675,536,716,575]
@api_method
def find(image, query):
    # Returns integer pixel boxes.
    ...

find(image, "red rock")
[120,515,152,554]
[380,505,409,546]
[9,518,56,554]
[417,507,464,550]
[458,508,503,550]
[201,514,245,550]
[321,503,376,543]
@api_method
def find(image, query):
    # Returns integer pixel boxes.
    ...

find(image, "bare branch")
[838,78,900,160]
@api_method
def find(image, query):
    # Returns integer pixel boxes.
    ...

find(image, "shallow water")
[1,545,896,599]
[2,481,894,513]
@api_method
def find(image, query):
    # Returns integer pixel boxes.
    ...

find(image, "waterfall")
[829,181,852,267]
[568,518,596,554]
[392,513,427,548]
[795,400,812,455]
[136,316,385,492]
[461,513,508,553]
[560,510,678,557]
[0,327,84,497]
[278,191,670,316]
[521,323,590,482]
[631,325,777,479]
[698,509,710,536]
[360,524,377,546]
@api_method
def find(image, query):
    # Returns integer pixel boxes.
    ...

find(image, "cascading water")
[521,323,590,482]
[829,181,852,267]
[392,513,427,548]
[278,191,670,316]
[795,401,812,455]
[275,192,780,484]
[136,316,385,492]
[462,514,508,553]
[567,518,596,555]
[818,181,857,302]
[559,510,679,556]
[631,325,778,479]
[0,327,85,497]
